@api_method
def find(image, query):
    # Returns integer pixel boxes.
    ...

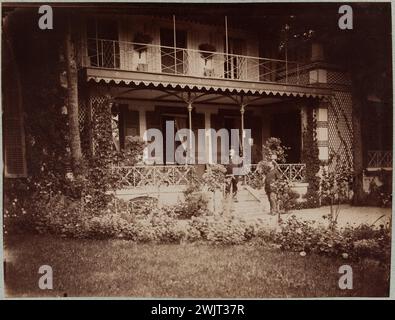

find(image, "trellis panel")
[327,91,353,169]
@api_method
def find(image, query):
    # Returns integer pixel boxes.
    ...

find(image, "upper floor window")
[224,37,245,79]
[160,28,187,74]
[87,18,120,68]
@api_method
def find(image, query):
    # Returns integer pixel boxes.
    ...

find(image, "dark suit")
[265,167,281,214]
[225,156,241,197]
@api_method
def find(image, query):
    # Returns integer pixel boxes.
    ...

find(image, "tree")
[350,72,366,204]
[64,17,82,174]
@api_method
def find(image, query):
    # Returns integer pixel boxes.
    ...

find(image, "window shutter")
[3,38,27,178]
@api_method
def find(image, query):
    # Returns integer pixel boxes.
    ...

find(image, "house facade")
[5,5,381,200]
[73,11,355,191]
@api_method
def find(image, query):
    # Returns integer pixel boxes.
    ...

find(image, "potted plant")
[198,43,216,61]
[133,32,153,54]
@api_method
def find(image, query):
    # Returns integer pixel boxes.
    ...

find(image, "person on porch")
[225,147,241,202]
[265,160,281,215]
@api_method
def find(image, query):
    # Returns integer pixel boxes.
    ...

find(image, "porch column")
[204,111,212,163]
[139,108,147,138]
[240,104,245,150]
[187,102,193,164]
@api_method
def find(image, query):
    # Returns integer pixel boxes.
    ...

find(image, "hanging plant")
[133,32,153,52]
[198,43,216,60]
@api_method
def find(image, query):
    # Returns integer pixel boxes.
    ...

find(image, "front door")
[270,110,301,163]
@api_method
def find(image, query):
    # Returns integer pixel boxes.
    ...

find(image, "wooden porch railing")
[243,163,306,186]
[112,165,194,188]
[367,150,392,169]
[113,163,306,189]
[277,163,306,182]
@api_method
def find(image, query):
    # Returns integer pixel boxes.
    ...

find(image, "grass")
[4,234,390,298]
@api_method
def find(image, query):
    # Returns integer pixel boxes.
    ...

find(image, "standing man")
[265,160,281,215]
[225,148,240,202]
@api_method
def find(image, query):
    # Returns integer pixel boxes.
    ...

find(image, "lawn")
[4,235,390,298]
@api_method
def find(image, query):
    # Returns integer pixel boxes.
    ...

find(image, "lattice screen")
[327,70,351,87]
[325,69,354,170]
[89,95,108,154]
[78,95,87,131]
[327,91,353,169]
[78,94,93,156]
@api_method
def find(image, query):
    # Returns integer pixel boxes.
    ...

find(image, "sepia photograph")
[1,1,393,299]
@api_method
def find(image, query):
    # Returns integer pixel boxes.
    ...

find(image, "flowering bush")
[187,216,270,245]
[274,215,391,263]
[262,137,289,163]
[274,216,350,256]
[272,179,300,213]
[171,175,211,219]
[320,159,353,229]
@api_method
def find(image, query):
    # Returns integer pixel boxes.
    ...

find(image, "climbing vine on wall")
[301,107,321,208]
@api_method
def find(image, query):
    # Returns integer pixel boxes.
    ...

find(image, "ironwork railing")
[85,38,306,85]
[367,150,392,169]
[114,163,306,189]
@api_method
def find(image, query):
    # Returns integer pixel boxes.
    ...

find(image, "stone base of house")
[113,181,311,212]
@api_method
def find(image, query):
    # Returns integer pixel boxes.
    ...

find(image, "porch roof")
[85,67,333,99]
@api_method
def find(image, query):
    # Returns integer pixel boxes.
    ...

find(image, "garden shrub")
[274,215,350,256]
[342,223,391,262]
[273,179,300,212]
[120,209,186,243]
[4,180,391,264]
[187,216,266,245]
[262,137,289,163]
[174,177,210,219]
[319,159,353,229]
[364,174,392,208]
[246,161,268,190]
[274,215,391,263]
[202,164,227,192]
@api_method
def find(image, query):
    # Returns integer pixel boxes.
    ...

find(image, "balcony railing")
[367,150,392,169]
[113,163,306,189]
[85,38,306,85]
